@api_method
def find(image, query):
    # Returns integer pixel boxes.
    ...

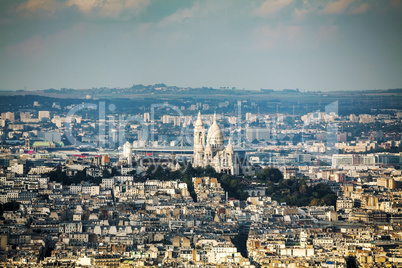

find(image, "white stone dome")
[207,113,223,147]
[226,139,234,153]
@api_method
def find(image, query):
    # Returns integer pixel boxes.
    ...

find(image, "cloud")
[391,0,402,8]
[67,0,150,17]
[348,3,370,14]
[253,24,302,49]
[158,4,199,26]
[253,23,341,50]
[17,0,60,14]
[294,8,309,21]
[293,0,371,20]
[6,24,85,59]
[106,0,150,17]
[66,0,99,13]
[6,35,45,58]
[125,0,150,10]
[318,25,339,39]
[17,0,150,18]
[322,0,353,14]
[292,0,322,21]
[254,0,293,16]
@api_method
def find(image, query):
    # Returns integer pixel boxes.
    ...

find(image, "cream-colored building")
[377,177,395,189]
[192,112,240,175]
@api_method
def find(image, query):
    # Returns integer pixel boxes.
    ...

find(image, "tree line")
[44,162,336,207]
[259,167,337,207]
[145,163,249,201]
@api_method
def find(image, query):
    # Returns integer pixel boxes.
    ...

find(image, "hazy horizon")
[1,84,402,93]
[1,0,402,92]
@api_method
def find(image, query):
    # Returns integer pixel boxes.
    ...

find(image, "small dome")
[226,139,234,153]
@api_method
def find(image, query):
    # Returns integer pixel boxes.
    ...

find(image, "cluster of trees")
[145,165,181,181]
[47,167,100,185]
[145,163,249,201]
[44,162,336,207]
[220,174,248,200]
[254,167,336,207]
[0,201,20,216]
[46,166,120,185]
[266,177,337,207]
[255,167,283,183]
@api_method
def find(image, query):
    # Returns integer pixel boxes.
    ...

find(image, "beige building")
[192,112,239,175]
[377,177,395,189]
[336,197,353,211]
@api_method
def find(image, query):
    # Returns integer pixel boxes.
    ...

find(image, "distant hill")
[0,85,401,116]
[3,84,401,99]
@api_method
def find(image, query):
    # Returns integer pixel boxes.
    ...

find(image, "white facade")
[122,141,132,165]
[192,112,239,175]
[101,178,114,189]
[81,184,100,196]
[7,164,24,175]
[0,193,8,203]
[38,111,50,121]
[70,185,82,195]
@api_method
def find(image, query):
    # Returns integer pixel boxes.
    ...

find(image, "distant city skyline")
[1,0,402,92]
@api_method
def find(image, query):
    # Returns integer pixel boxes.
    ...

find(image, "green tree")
[365,174,373,183]
[111,167,121,176]
[259,167,283,183]
[3,201,20,212]
[266,177,336,207]
[202,165,218,177]
[310,198,320,206]
[102,169,111,178]
[46,166,68,184]
[146,164,156,178]
[299,185,307,194]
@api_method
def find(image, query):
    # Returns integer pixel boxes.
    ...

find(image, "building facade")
[192,112,240,175]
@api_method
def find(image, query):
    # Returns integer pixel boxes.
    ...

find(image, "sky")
[0,0,401,92]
